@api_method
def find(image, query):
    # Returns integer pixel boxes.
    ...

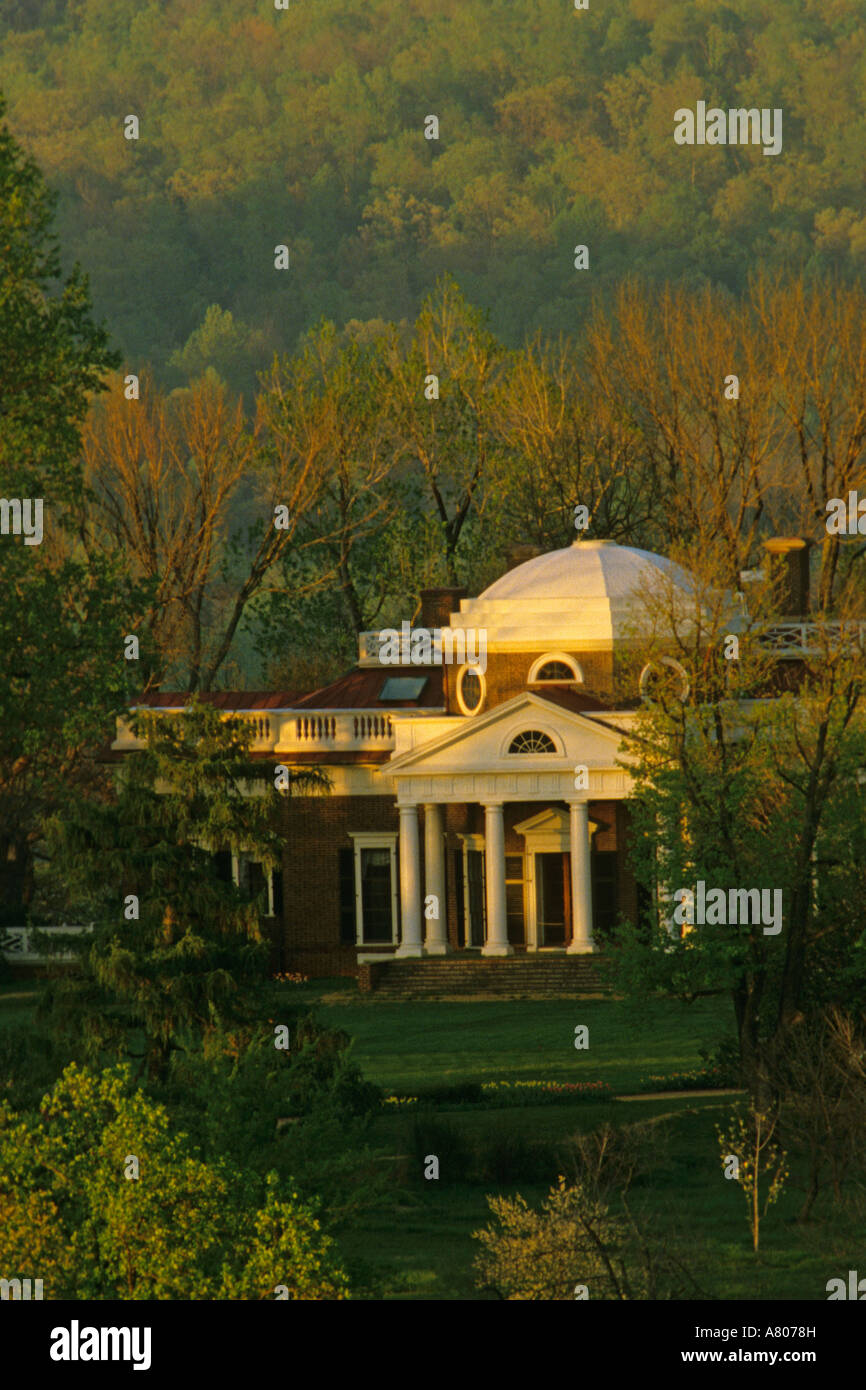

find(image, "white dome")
[449,539,695,650]
[480,539,693,602]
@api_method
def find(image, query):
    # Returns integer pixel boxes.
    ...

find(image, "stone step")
[361,955,610,998]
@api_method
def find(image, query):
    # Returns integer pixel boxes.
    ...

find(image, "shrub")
[0,1024,69,1112]
[556,1119,664,1199]
[0,1063,350,1299]
[698,1037,741,1087]
[475,1126,557,1186]
[410,1118,471,1183]
[473,1177,640,1300]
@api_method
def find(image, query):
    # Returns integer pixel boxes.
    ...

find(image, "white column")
[567,800,596,954]
[396,804,423,957]
[423,804,449,955]
[482,802,513,956]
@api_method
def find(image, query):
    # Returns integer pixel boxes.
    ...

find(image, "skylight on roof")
[379,677,428,701]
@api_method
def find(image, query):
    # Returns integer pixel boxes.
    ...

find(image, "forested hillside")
[2,0,865,392]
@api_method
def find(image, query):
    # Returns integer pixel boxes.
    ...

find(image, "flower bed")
[382,1078,612,1110]
[629,1065,733,1093]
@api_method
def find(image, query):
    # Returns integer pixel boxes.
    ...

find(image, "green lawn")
[341,1098,860,1301]
[281,980,732,1092]
[2,978,854,1302]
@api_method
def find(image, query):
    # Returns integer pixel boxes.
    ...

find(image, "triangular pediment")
[514,806,603,837]
[514,807,569,835]
[386,690,627,774]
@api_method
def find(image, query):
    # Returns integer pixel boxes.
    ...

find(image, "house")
[110,535,822,982]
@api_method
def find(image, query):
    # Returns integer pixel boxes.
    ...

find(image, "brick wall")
[278,791,397,977]
[445,649,615,713]
[276,790,640,978]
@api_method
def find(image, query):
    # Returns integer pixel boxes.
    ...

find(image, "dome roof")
[480,539,693,602]
[449,539,696,650]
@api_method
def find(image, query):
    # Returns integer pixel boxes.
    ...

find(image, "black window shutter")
[454,848,465,948]
[214,850,233,884]
[338,848,356,944]
[272,869,284,919]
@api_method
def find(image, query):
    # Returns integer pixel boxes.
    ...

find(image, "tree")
[0,94,118,498]
[0,1062,349,1299]
[751,273,866,610]
[0,96,131,924]
[384,276,510,584]
[472,1173,699,1301]
[613,545,866,1094]
[256,320,399,642]
[495,330,662,551]
[79,371,258,690]
[585,278,783,587]
[769,1007,866,1222]
[41,702,324,1081]
[716,1107,788,1254]
[473,1177,638,1301]
[168,304,274,403]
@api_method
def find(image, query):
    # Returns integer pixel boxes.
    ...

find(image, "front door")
[466,849,486,947]
[536,852,570,946]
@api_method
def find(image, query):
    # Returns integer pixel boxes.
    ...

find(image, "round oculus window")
[457,664,485,715]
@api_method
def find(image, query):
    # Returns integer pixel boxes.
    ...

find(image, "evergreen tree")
[42,702,328,1081]
[0,96,130,923]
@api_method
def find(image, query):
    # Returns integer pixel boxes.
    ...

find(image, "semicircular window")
[535,661,575,682]
[508,730,557,754]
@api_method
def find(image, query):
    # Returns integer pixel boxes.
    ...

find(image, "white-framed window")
[506,729,559,754]
[528,652,584,684]
[639,657,690,702]
[348,832,399,945]
[230,853,279,916]
[455,662,486,715]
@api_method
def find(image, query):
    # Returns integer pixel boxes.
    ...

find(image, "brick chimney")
[419,587,467,628]
[762,537,811,617]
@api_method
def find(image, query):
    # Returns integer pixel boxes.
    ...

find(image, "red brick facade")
[276,788,639,977]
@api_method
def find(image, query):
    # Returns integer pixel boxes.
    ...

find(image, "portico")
[385,691,632,958]
[392,793,601,956]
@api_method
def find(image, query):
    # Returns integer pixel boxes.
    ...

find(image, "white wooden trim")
[349,832,399,946]
[527,652,584,684]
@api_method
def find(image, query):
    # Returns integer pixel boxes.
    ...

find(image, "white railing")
[114,711,275,751]
[760,622,866,657]
[114,709,397,755]
[352,714,393,740]
[223,714,274,743]
[282,712,394,752]
[1,924,93,963]
[294,715,337,741]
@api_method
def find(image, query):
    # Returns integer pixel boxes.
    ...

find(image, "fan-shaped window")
[508,730,557,754]
[528,653,583,684]
[535,661,573,681]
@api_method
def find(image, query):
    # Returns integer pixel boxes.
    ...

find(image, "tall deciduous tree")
[615,548,866,1095]
[80,371,257,690]
[385,276,509,584]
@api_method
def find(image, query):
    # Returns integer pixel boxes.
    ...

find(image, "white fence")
[1,925,93,963]
[761,621,866,657]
